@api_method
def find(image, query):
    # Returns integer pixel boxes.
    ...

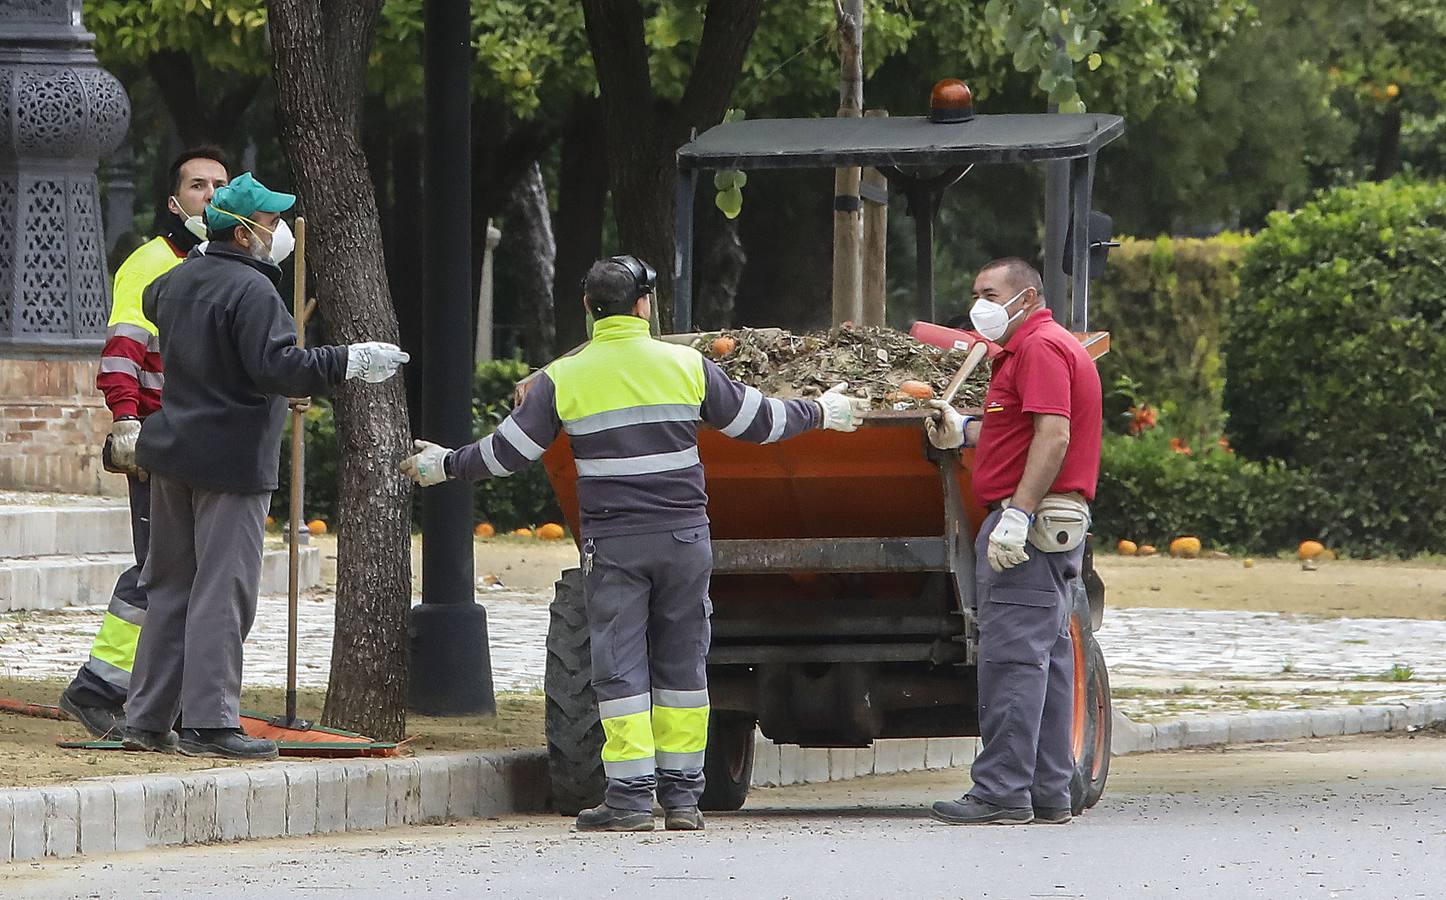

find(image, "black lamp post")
[408,0,496,715]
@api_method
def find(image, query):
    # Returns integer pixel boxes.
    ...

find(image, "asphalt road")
[5,732,1444,900]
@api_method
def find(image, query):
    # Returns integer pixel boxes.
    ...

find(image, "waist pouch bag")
[1028,493,1090,553]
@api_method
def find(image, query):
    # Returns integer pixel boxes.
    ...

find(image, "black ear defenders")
[580,254,657,301]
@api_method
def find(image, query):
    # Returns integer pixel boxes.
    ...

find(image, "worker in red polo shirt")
[924,257,1102,826]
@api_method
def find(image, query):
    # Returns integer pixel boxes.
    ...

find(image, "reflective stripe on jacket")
[449,315,822,537]
[96,236,184,419]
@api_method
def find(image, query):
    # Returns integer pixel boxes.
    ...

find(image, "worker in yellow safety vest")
[401,255,868,832]
[58,147,230,738]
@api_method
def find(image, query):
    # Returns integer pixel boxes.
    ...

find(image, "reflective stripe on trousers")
[585,527,714,811]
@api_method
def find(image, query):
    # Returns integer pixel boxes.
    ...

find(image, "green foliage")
[469,359,564,531]
[272,360,562,531]
[371,0,592,114]
[88,0,270,75]
[1093,431,1334,554]
[1225,179,1446,556]
[1321,0,1446,180]
[1096,0,1351,234]
[273,400,339,525]
[924,0,1250,115]
[1092,235,1249,439]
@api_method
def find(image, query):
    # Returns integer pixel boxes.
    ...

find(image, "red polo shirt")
[972,309,1102,504]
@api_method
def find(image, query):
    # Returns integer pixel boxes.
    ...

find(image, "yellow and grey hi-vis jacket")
[450,315,822,537]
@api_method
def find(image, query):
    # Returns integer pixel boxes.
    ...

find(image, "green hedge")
[1092,431,1336,554]
[1092,234,1248,439]
[1225,179,1446,556]
[273,359,562,531]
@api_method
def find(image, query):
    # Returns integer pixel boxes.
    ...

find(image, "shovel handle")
[940,339,989,406]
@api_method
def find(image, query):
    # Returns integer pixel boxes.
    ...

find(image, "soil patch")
[307,534,579,596]
[1096,555,1446,620]
[0,677,543,788]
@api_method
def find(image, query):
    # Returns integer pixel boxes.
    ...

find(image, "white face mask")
[267,219,295,264]
[171,196,208,240]
[969,287,1030,341]
[242,218,295,264]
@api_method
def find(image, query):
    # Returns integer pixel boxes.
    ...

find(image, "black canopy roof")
[677,113,1124,170]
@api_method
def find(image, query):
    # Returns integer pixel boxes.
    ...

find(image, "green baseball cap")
[206,172,296,231]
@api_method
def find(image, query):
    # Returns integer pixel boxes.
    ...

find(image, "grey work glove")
[400,439,451,486]
[925,400,974,450]
[109,417,141,471]
[346,341,410,383]
[815,382,869,433]
[986,507,1033,573]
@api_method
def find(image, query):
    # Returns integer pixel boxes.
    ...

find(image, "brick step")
[0,503,132,558]
[0,547,321,613]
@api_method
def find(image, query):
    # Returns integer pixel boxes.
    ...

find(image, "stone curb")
[1107,698,1446,757]
[749,697,1446,787]
[1,748,547,864]
[5,698,1444,863]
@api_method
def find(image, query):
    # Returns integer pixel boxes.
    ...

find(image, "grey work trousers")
[68,473,150,707]
[583,526,713,812]
[125,473,269,732]
[968,508,1084,810]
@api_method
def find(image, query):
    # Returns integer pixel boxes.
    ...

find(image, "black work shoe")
[121,726,179,753]
[59,690,125,739]
[930,795,1034,825]
[177,728,279,760]
[664,806,704,831]
[574,803,655,832]
[1032,806,1073,825]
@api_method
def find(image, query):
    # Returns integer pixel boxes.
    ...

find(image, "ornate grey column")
[0,0,130,353]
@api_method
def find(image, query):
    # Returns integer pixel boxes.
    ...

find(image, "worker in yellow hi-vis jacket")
[402,255,868,833]
[59,147,230,739]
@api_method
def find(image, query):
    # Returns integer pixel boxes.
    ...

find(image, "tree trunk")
[582,0,762,329]
[695,214,745,330]
[389,127,425,434]
[1373,104,1402,181]
[832,0,864,325]
[268,0,413,742]
[553,97,607,351]
[497,161,557,363]
[146,49,260,147]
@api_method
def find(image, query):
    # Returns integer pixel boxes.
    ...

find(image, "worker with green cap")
[122,172,410,761]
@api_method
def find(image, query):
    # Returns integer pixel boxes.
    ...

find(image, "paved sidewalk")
[6,594,1443,706]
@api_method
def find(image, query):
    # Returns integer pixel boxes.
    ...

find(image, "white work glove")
[816,382,869,433]
[986,507,1033,573]
[399,440,452,486]
[346,341,410,383]
[109,418,141,470]
[925,400,974,450]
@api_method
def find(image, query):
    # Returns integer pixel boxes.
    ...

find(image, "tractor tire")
[1069,619,1112,815]
[544,568,605,815]
[699,711,756,811]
